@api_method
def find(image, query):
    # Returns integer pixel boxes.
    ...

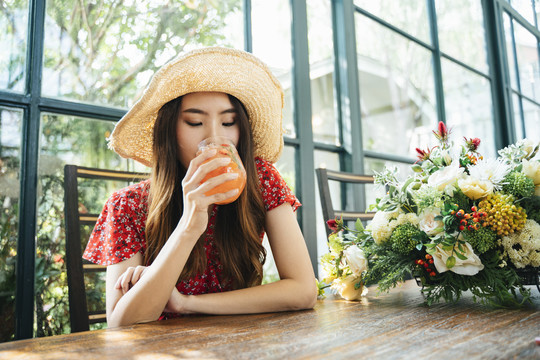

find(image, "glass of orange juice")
[197,136,246,205]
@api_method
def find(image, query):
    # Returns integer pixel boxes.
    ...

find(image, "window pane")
[522,98,540,140]
[314,150,340,276]
[354,0,429,43]
[436,0,489,73]
[511,0,536,25]
[513,20,540,102]
[355,14,437,159]
[0,0,28,92]
[504,13,520,91]
[512,93,526,139]
[307,0,338,145]
[43,1,243,108]
[0,107,22,343]
[252,0,294,138]
[442,60,496,157]
[35,114,146,336]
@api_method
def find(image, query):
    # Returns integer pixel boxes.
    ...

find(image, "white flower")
[331,275,367,300]
[428,161,464,195]
[500,219,540,268]
[522,159,540,185]
[368,210,399,244]
[519,138,538,158]
[418,208,444,236]
[468,158,510,189]
[457,176,494,200]
[432,240,484,276]
[343,246,368,276]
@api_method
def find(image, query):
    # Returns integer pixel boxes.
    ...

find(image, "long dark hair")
[144,94,267,289]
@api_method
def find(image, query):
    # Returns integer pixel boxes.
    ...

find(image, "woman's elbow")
[292,278,318,310]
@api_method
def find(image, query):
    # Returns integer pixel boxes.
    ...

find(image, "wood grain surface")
[1,280,539,359]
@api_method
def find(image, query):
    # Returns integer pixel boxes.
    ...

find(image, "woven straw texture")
[109,47,284,166]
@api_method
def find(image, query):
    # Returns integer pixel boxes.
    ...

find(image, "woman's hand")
[176,148,239,238]
[114,265,148,294]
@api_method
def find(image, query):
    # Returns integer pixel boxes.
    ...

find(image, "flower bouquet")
[319,122,540,305]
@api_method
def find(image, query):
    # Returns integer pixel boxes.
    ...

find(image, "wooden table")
[1,280,539,359]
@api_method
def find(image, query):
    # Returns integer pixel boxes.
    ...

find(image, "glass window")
[436,0,489,74]
[0,107,22,342]
[522,98,540,140]
[355,14,437,159]
[513,20,540,102]
[512,93,526,139]
[42,1,243,108]
[510,0,536,25]
[307,0,338,146]
[251,0,294,138]
[504,13,520,91]
[354,0,430,43]
[441,59,496,157]
[0,0,29,93]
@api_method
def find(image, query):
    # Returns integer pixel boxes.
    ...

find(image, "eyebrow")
[182,108,237,115]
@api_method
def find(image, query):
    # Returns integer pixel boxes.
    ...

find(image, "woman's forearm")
[107,228,196,327]
[179,277,317,315]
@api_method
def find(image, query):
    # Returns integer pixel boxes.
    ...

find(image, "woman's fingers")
[130,266,147,286]
[183,148,218,185]
[114,266,147,294]
[184,156,231,190]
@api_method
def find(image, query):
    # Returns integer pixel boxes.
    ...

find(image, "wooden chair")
[64,165,148,332]
[315,168,376,236]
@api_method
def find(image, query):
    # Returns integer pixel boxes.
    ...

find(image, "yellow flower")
[458,176,494,200]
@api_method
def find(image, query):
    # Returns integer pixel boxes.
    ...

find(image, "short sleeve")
[82,181,149,266]
[256,157,301,212]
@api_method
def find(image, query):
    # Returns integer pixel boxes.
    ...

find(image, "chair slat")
[316,168,375,237]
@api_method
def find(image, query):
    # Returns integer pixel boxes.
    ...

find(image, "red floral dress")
[83,157,300,298]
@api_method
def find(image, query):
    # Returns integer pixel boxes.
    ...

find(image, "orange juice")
[199,141,246,205]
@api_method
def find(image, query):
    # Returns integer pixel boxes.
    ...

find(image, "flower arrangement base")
[515,267,540,293]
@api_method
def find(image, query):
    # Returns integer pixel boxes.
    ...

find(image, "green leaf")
[355,218,364,232]
[401,177,415,192]
[442,244,454,251]
[455,251,468,261]
[446,256,456,269]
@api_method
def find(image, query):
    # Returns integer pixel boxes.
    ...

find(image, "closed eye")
[185,121,202,127]
[223,121,236,127]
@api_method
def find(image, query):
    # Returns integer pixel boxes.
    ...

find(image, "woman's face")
[176,92,241,168]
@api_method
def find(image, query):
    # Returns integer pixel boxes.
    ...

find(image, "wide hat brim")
[109,47,284,166]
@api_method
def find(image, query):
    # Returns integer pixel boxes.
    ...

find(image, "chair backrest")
[64,165,148,332]
[315,168,376,236]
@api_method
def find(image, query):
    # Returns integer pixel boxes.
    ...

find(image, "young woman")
[83,47,317,327]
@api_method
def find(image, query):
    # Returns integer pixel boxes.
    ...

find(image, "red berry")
[429,259,434,264]
[471,206,477,212]
[459,225,465,231]
[430,272,436,277]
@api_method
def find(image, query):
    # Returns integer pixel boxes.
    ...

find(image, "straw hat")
[108,47,284,166]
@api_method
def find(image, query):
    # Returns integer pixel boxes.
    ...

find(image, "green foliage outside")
[0,0,242,342]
